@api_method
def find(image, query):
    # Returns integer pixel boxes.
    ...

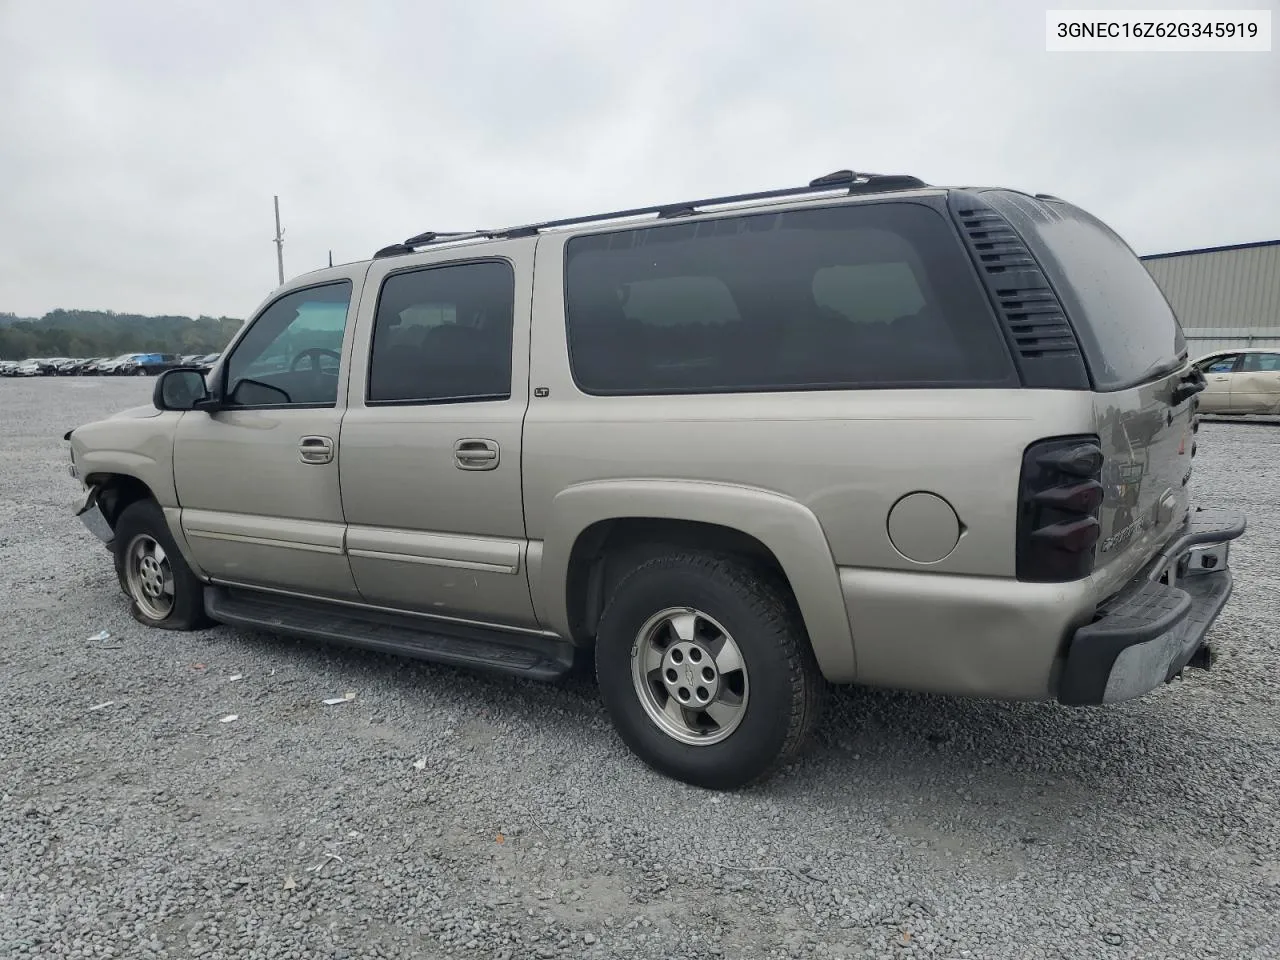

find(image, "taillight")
[1016,435,1103,582]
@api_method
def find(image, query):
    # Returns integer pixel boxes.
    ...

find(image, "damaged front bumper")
[76,486,115,547]
[1057,507,1247,705]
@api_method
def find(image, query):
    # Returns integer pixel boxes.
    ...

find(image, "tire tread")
[113,498,210,631]
[596,549,825,788]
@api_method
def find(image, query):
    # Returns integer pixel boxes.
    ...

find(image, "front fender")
[537,478,858,681]
[69,413,181,507]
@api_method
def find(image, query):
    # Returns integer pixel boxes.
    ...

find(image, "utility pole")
[273,195,285,286]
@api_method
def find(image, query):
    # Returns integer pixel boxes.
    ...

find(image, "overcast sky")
[0,0,1276,319]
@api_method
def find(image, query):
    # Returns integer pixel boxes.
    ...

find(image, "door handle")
[454,438,499,471]
[299,435,334,464]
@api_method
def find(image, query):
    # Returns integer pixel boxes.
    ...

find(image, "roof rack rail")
[373,230,499,260]
[372,168,927,259]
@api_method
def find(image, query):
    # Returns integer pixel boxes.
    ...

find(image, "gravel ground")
[2,376,1279,960]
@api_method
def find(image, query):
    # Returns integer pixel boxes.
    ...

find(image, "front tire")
[594,552,825,790]
[113,499,209,630]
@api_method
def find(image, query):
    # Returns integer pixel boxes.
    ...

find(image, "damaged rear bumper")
[1057,507,1246,705]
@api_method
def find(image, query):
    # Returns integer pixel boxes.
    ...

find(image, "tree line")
[0,310,243,360]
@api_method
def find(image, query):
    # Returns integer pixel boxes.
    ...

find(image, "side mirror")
[154,368,212,412]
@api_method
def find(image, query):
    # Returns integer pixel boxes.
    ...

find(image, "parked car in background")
[0,355,198,376]
[93,355,133,375]
[173,353,221,373]
[1194,348,1280,416]
[132,353,182,375]
[96,353,172,376]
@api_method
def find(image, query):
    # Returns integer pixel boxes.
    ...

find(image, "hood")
[110,403,162,421]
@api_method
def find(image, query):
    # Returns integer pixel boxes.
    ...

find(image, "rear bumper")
[1056,507,1246,705]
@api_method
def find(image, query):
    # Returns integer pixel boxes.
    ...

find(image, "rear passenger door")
[1196,353,1242,412]
[339,240,540,629]
[1233,352,1280,414]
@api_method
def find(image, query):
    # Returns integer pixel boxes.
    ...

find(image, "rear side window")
[367,259,514,404]
[984,193,1186,391]
[1243,352,1280,372]
[563,201,1015,395]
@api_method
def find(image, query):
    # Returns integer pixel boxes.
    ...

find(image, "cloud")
[0,0,1275,317]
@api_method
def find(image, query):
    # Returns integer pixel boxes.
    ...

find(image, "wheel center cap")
[661,641,719,708]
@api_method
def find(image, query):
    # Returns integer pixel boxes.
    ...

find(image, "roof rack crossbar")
[374,169,927,258]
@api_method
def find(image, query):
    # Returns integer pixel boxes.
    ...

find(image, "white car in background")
[1194,348,1280,416]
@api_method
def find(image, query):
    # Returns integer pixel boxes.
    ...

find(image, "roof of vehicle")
[363,169,963,265]
[1142,238,1280,261]
[282,169,1072,294]
[1195,346,1280,358]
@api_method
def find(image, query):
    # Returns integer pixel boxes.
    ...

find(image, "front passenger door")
[173,276,363,600]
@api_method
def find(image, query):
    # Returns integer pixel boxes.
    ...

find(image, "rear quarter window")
[981,192,1187,391]
[563,200,1016,396]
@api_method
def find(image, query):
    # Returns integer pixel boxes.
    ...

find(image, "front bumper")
[1057,507,1246,705]
[75,486,115,547]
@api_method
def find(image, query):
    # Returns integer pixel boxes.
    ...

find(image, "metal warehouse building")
[1141,239,1280,354]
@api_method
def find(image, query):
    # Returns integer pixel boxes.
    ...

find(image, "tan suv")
[65,170,1245,789]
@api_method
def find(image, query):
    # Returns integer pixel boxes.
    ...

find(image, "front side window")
[367,260,514,404]
[1242,352,1280,373]
[1198,354,1241,374]
[563,201,1015,395]
[223,281,352,407]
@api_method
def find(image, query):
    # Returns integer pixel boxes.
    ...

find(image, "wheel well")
[565,518,792,645]
[87,474,157,531]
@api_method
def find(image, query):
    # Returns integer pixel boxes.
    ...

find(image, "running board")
[203,586,576,681]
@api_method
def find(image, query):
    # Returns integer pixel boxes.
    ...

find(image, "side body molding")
[535,479,859,681]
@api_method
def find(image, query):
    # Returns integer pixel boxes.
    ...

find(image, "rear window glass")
[563,201,1015,395]
[984,193,1186,390]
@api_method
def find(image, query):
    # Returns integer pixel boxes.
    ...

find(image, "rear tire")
[594,551,825,790]
[113,499,209,630]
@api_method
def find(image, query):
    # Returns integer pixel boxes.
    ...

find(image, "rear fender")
[537,479,858,681]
